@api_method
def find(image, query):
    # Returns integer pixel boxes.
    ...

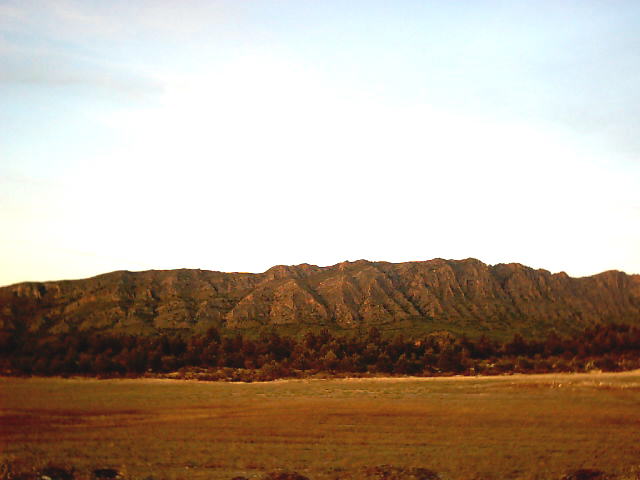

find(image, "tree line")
[1,323,639,381]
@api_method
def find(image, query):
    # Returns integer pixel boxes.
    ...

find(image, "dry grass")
[1,372,640,480]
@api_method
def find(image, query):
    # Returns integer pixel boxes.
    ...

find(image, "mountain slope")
[1,258,639,338]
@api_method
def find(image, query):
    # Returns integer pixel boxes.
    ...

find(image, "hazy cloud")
[0,52,163,99]
[0,1,165,99]
[0,0,234,41]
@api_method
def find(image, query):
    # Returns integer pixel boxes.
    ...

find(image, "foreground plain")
[1,372,640,480]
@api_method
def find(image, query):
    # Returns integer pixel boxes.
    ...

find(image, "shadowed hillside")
[1,258,639,338]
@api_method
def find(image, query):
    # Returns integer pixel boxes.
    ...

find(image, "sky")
[1,0,639,286]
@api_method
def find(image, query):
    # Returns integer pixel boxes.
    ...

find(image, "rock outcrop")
[1,259,639,337]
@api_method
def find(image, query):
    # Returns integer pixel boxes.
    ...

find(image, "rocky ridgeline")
[1,258,639,336]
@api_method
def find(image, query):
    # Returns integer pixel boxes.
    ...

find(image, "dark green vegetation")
[2,259,639,340]
[2,324,639,380]
[1,374,640,480]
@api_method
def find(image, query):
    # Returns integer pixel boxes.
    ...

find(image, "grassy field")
[1,372,640,480]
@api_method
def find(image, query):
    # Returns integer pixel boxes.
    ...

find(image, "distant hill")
[1,258,639,339]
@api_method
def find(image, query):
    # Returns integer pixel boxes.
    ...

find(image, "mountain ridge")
[1,258,639,338]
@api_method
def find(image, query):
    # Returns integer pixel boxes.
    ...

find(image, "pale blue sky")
[1,0,639,286]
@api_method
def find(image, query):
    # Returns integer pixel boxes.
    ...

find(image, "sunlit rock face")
[1,259,639,337]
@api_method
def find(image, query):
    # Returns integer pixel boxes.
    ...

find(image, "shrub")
[561,469,608,480]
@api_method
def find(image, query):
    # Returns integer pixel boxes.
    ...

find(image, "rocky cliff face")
[1,259,639,337]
